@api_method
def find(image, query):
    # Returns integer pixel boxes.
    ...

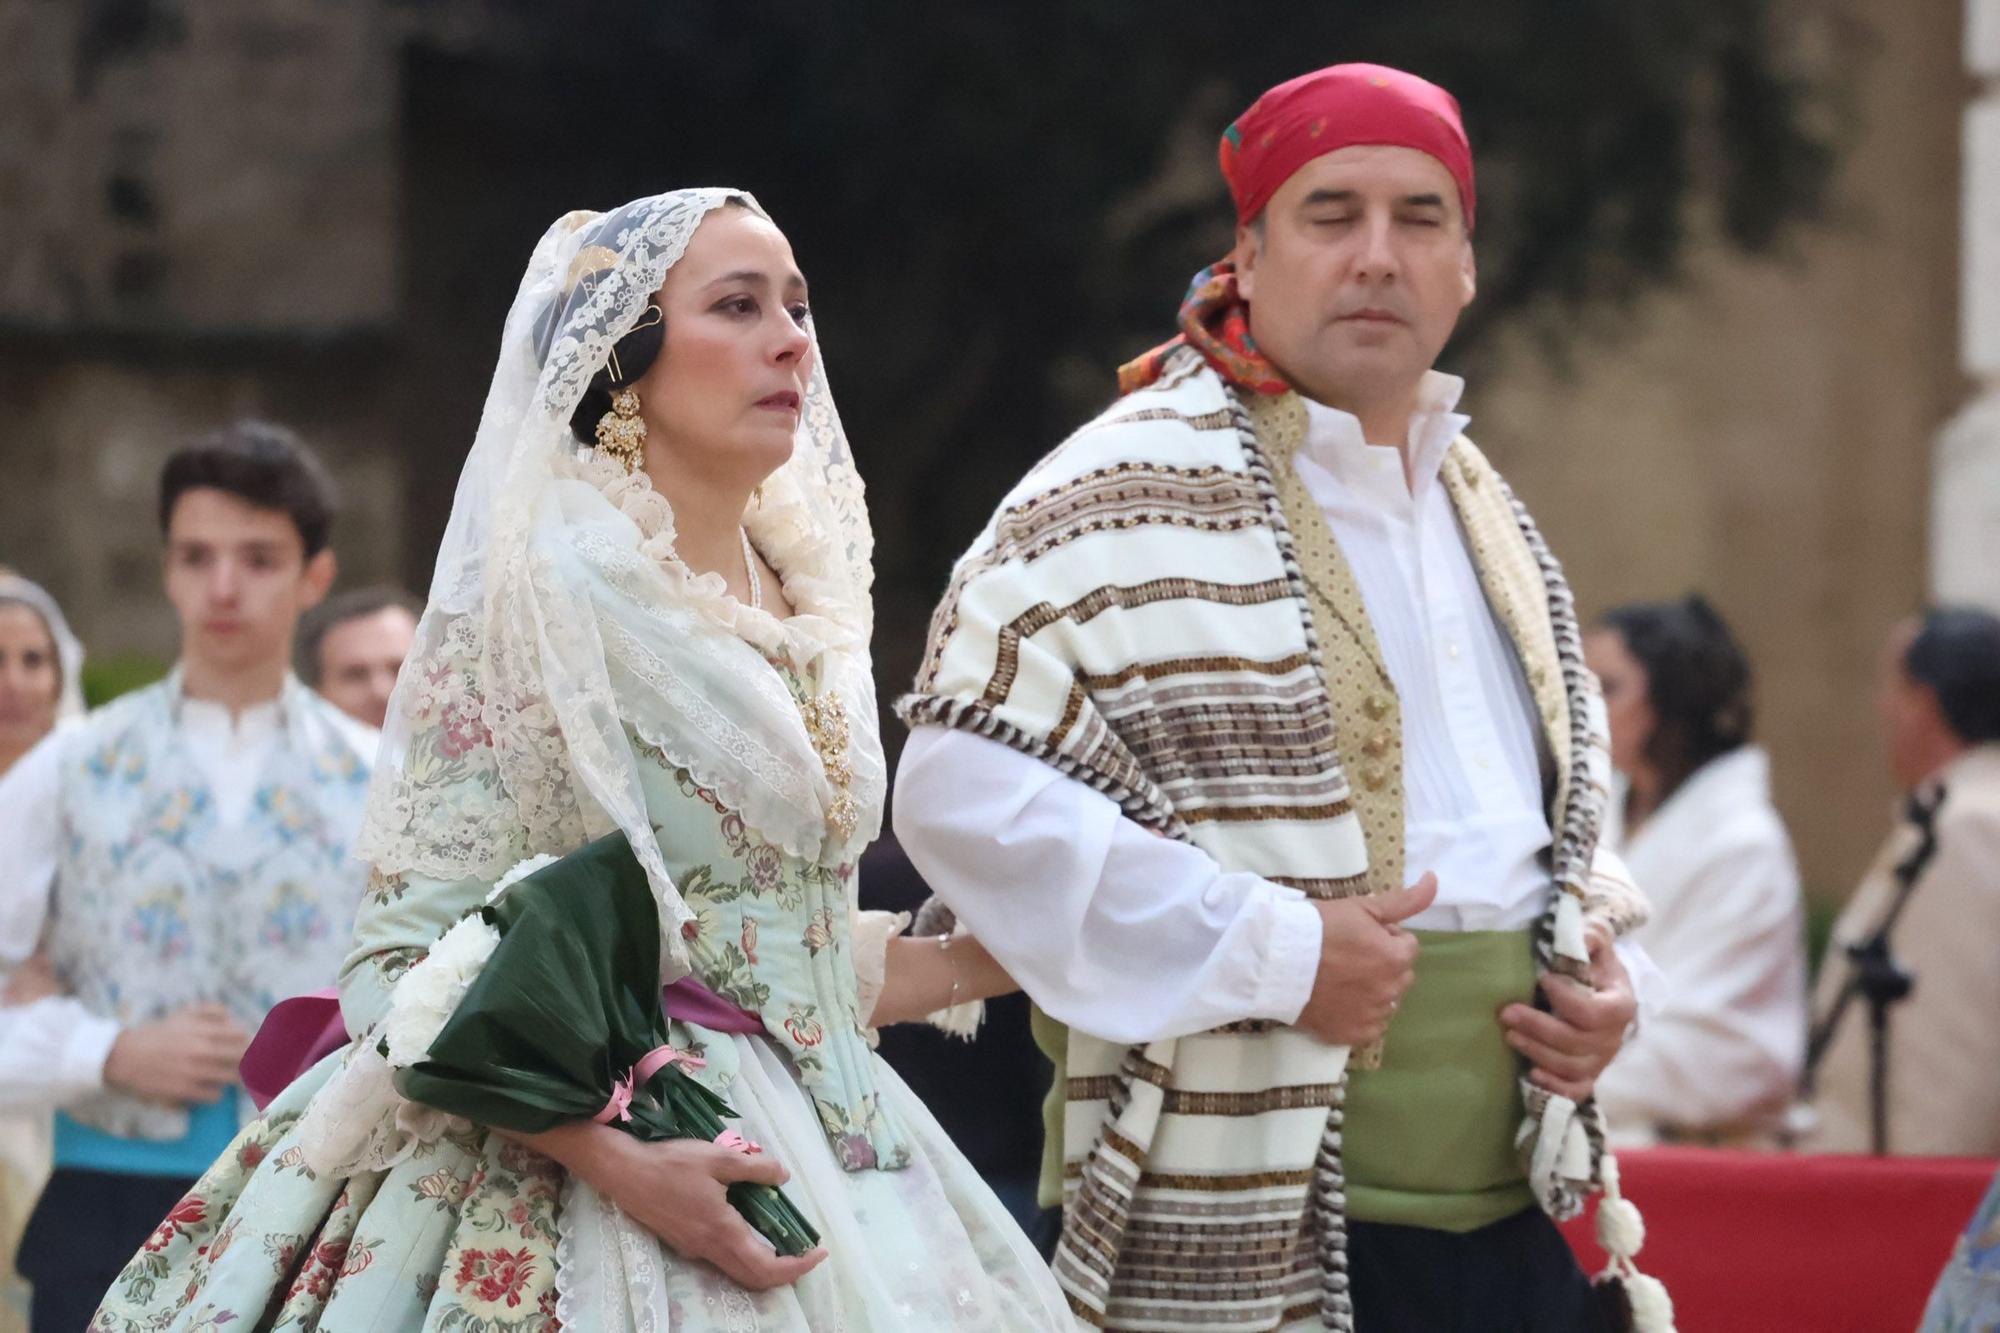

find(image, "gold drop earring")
[593,305,662,474]
[595,386,646,473]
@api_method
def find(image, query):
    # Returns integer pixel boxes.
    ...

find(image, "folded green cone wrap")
[390,831,821,1256]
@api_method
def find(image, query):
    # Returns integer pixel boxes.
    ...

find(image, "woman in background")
[0,571,86,1333]
[1586,594,1808,1146]
[0,573,83,776]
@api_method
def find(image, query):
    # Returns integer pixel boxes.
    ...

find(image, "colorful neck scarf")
[1116,260,1291,397]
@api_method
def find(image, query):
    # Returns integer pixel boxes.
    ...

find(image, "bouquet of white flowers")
[383,833,818,1255]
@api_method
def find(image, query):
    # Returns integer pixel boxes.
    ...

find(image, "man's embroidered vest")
[48,673,373,1140]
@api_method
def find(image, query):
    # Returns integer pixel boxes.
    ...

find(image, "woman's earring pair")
[595,386,646,473]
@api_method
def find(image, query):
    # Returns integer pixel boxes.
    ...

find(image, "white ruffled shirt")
[896,373,1654,1044]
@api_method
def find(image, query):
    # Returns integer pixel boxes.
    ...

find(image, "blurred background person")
[0,423,378,1329]
[296,584,420,729]
[0,573,83,776]
[1803,606,2000,1156]
[0,572,84,1333]
[1587,595,1808,1146]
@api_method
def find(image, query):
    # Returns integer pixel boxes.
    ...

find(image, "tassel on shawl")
[1503,473,1673,1332]
[1592,1153,1678,1333]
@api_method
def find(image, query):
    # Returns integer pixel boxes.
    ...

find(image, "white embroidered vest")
[48,672,375,1139]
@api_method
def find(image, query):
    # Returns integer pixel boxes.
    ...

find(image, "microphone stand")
[1798,785,1943,1155]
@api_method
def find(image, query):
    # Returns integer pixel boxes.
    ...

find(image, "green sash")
[1344,928,1538,1232]
[1031,929,1536,1225]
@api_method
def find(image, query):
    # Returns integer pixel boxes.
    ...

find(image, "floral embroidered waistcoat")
[628,651,908,1173]
[49,673,375,1139]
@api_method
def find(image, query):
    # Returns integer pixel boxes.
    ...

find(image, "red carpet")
[1561,1147,1994,1332]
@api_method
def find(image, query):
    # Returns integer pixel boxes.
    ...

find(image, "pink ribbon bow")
[714,1129,763,1155]
[592,1044,707,1125]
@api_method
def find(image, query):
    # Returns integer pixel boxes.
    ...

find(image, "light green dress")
[90,649,1069,1332]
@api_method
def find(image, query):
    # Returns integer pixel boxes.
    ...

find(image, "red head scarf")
[1119,63,1475,396]
[1222,63,1474,230]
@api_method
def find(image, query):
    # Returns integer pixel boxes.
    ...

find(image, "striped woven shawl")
[898,352,1639,1331]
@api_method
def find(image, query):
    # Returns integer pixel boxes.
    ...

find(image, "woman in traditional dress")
[1585,594,1808,1146]
[0,572,85,1333]
[91,189,1069,1331]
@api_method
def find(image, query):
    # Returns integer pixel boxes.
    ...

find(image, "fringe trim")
[893,693,1181,835]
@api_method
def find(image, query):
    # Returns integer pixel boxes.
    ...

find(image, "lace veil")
[354,189,883,979]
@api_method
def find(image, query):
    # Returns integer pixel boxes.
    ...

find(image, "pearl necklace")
[740,527,763,611]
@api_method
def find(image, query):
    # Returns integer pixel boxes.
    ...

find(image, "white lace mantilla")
[354,189,884,978]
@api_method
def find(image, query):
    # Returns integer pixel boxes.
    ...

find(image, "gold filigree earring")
[595,386,647,473]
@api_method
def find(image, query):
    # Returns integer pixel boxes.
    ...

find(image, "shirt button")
[1447,641,1461,660]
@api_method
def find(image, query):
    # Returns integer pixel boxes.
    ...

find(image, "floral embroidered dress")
[90,535,1064,1333]
[90,185,1067,1333]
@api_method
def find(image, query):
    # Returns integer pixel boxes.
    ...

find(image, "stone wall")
[1471,0,1962,897]
[1933,0,2000,611]
[0,0,1970,903]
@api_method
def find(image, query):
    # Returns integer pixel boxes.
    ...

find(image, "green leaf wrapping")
[392,832,820,1255]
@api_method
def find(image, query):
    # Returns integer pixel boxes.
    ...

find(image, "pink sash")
[239,988,347,1110]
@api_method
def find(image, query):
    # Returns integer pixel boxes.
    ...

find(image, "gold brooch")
[800,693,858,841]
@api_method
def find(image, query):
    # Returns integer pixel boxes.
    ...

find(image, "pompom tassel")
[1622,1273,1676,1333]
[1593,1152,1676,1333]
[1595,1194,1646,1258]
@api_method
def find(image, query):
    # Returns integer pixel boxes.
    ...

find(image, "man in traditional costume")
[1803,606,2000,1157]
[896,64,1668,1332]
[0,423,376,1328]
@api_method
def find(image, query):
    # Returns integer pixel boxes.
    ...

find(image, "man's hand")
[541,1126,827,1290]
[1498,935,1636,1102]
[103,1003,252,1107]
[1293,873,1437,1047]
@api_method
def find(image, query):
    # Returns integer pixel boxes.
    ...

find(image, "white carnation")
[487,852,561,905]
[382,914,502,1068]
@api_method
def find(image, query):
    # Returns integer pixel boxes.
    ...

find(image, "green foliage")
[82,652,169,708]
[402,0,1847,703]
[1804,891,1843,982]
